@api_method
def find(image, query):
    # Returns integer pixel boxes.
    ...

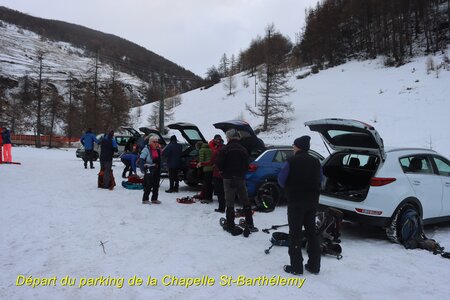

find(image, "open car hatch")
[305,118,385,161]
[167,122,207,146]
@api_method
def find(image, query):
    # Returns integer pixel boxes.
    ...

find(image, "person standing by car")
[140,136,162,204]
[278,135,322,275]
[80,128,99,169]
[99,130,118,189]
[197,142,214,203]
[216,129,255,235]
[1,127,12,163]
[208,134,225,212]
[162,135,183,193]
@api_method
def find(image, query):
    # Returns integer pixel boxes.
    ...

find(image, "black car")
[167,122,208,186]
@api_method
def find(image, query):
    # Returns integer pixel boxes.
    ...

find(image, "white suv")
[305,118,450,242]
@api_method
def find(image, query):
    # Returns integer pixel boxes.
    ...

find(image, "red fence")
[11,134,80,147]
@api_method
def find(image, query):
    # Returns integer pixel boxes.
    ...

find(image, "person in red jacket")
[207,134,225,212]
[1,127,12,163]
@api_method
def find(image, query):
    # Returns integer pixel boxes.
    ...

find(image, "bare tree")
[147,97,175,133]
[35,51,46,147]
[223,54,237,95]
[218,53,229,77]
[247,24,294,132]
[43,85,64,148]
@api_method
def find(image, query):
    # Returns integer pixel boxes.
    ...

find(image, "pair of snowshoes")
[176,196,196,204]
[220,217,259,237]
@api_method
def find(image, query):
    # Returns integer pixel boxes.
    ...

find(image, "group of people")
[79,127,323,276]
[1,127,12,163]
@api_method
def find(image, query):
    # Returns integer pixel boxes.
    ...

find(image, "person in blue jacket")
[162,135,183,193]
[120,151,138,178]
[80,128,99,169]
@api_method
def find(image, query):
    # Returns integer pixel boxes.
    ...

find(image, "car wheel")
[255,181,280,212]
[184,168,199,186]
[385,203,420,244]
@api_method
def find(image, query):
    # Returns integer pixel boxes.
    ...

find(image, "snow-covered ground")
[2,52,450,299]
[1,146,449,300]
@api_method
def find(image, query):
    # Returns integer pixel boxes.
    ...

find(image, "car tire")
[385,203,419,244]
[184,168,199,187]
[255,181,280,212]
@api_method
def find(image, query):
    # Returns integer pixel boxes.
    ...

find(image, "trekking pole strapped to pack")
[264,208,344,259]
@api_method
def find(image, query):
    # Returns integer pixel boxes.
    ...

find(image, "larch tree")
[247,24,294,132]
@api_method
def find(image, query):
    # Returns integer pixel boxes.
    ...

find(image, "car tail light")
[248,163,258,172]
[370,177,396,186]
[355,208,383,215]
[189,159,198,168]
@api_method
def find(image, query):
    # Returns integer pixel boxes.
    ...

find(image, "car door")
[431,155,450,216]
[400,155,443,219]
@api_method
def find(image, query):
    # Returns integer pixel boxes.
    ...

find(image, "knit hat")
[170,135,177,142]
[225,129,240,140]
[214,134,222,140]
[293,135,311,151]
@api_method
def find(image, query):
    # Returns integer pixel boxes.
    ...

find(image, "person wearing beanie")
[162,135,183,193]
[278,135,322,275]
[99,130,118,189]
[216,129,256,235]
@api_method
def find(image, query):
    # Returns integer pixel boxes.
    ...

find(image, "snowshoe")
[220,217,243,236]
[238,218,259,233]
[176,196,196,204]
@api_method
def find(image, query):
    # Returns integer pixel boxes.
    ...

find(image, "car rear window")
[399,156,433,174]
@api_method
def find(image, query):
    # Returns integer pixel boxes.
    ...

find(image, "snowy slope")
[134,49,450,159]
[2,52,450,300]
[0,21,147,100]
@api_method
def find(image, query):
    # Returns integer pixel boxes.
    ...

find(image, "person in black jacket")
[216,129,255,235]
[99,130,118,189]
[278,135,322,275]
[162,135,183,193]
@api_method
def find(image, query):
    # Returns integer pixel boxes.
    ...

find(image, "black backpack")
[399,209,450,258]
[264,207,343,259]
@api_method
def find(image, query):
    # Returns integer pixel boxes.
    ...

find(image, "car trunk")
[321,152,381,201]
[213,120,265,160]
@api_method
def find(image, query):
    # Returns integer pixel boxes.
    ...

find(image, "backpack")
[264,207,343,259]
[399,208,426,249]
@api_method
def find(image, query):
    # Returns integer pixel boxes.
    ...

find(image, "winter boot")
[216,194,225,213]
[243,205,258,232]
[225,207,243,236]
